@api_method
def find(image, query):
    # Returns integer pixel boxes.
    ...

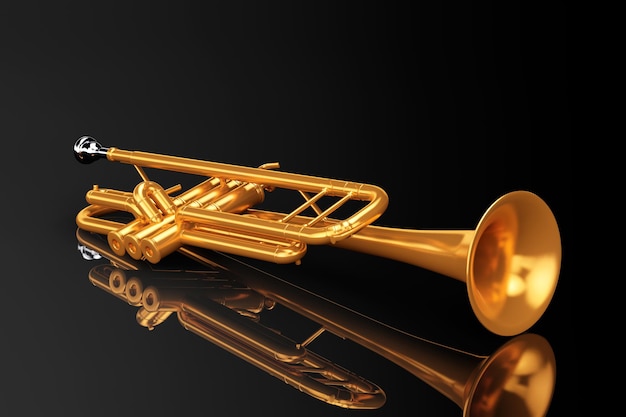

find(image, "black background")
[2,2,571,416]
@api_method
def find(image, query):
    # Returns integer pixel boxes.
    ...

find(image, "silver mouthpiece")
[74,136,109,164]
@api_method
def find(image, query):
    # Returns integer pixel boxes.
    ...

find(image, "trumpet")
[77,228,557,416]
[73,135,562,336]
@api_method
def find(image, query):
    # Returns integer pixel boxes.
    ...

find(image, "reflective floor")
[3,4,571,416]
[73,226,562,417]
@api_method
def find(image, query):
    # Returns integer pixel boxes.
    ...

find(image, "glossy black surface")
[3,3,571,416]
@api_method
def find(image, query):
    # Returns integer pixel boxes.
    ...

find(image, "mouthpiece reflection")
[78,243,102,261]
[76,228,556,416]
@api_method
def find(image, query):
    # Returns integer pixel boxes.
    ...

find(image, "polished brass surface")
[74,136,561,336]
[77,228,556,417]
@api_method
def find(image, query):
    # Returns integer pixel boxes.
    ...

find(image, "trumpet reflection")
[77,228,556,416]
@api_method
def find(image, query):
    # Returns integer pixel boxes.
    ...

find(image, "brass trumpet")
[77,228,557,417]
[73,136,561,336]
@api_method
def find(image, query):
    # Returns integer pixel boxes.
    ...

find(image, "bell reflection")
[466,335,555,417]
[77,228,556,416]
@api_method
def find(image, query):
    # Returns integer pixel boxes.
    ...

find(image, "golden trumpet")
[74,135,561,336]
[77,228,557,417]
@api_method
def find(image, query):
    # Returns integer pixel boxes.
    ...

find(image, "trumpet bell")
[333,190,561,336]
[468,191,561,337]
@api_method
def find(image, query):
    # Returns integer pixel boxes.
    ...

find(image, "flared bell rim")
[467,191,562,336]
